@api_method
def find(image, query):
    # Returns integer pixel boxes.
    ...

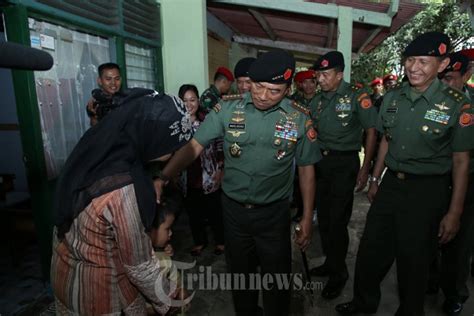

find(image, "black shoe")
[321,278,347,300]
[335,301,360,315]
[310,264,329,277]
[442,299,463,316]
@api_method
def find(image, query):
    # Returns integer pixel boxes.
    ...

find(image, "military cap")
[403,31,450,57]
[370,77,383,86]
[313,51,345,71]
[234,57,256,78]
[216,66,234,82]
[294,70,316,83]
[459,48,474,61]
[383,74,398,83]
[248,49,295,84]
[443,51,470,74]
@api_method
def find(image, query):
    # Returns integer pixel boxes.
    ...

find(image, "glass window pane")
[30,18,111,179]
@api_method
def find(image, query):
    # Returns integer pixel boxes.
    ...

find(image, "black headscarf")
[54,88,192,238]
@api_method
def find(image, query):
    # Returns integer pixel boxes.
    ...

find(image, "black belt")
[226,194,286,209]
[387,169,449,180]
[321,149,358,157]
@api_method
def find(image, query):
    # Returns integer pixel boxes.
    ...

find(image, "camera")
[90,89,119,121]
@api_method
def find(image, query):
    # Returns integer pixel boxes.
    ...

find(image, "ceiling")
[207,0,425,64]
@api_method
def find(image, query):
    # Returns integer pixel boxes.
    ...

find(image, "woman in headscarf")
[51,88,192,315]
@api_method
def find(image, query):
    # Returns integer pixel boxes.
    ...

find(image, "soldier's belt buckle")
[396,172,406,180]
[243,204,256,209]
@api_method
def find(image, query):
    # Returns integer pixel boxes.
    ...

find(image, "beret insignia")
[452,62,462,71]
[438,43,447,55]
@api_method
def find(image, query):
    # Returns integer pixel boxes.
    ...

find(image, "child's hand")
[164,244,174,256]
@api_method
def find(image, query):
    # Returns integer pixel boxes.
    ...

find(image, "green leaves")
[351,3,472,86]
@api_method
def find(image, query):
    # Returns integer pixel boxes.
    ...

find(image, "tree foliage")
[351,3,472,85]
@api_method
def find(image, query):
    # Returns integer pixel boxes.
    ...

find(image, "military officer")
[436,51,474,315]
[234,57,256,94]
[308,51,377,300]
[200,66,234,112]
[336,32,474,316]
[290,69,318,107]
[155,49,321,316]
[383,73,398,91]
[370,77,384,111]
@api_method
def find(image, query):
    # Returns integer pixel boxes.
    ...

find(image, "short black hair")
[152,186,182,228]
[98,62,121,77]
[214,72,229,82]
[178,84,199,100]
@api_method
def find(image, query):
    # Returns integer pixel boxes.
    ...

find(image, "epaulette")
[444,87,465,103]
[221,94,243,101]
[291,100,310,116]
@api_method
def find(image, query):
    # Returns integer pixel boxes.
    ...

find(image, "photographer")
[86,62,123,126]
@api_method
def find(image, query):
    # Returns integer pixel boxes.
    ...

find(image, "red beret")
[294,70,315,83]
[370,78,383,86]
[460,48,474,61]
[383,74,398,83]
[216,66,234,82]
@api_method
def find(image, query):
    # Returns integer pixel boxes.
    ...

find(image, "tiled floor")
[1,191,474,315]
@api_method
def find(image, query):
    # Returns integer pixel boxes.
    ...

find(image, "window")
[125,42,156,89]
[29,18,112,178]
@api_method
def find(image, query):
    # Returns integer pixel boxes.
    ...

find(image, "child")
[150,185,183,257]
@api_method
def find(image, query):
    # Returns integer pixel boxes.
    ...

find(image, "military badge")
[434,102,450,111]
[229,143,242,157]
[424,109,450,125]
[360,98,372,109]
[459,113,474,127]
[231,111,245,123]
[275,150,286,160]
[227,130,246,137]
[274,120,298,142]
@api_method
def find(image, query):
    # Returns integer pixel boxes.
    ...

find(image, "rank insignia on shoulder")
[445,88,464,102]
[291,100,310,115]
[459,112,474,127]
[221,94,243,101]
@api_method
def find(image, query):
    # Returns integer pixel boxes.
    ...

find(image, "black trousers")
[353,170,451,316]
[185,188,224,246]
[315,152,359,280]
[440,174,474,302]
[222,194,291,316]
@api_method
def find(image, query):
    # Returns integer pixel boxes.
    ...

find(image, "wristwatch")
[368,176,380,184]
